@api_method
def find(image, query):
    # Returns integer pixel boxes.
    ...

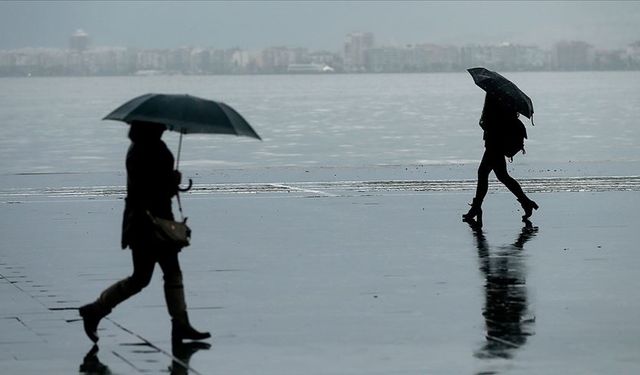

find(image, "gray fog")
[1,1,639,50]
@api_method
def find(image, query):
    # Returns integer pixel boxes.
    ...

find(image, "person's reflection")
[79,345,111,374]
[79,341,210,374]
[466,219,538,359]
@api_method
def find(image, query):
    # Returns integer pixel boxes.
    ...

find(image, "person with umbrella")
[79,120,210,344]
[79,94,260,344]
[463,68,539,225]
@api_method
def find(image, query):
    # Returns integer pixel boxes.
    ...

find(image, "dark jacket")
[121,138,178,249]
[479,94,519,151]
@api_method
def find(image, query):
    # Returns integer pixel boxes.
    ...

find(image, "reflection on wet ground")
[2,176,639,373]
[79,345,110,374]
[467,219,538,360]
[79,341,211,375]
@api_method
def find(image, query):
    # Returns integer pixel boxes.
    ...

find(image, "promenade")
[1,164,639,374]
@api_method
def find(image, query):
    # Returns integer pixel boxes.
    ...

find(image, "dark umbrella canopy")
[103,93,261,140]
[467,67,534,120]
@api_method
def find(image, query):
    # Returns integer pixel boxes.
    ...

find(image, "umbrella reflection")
[466,219,538,359]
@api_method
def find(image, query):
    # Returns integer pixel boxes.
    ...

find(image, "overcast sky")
[1,1,639,51]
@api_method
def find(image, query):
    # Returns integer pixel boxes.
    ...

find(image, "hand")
[173,170,182,185]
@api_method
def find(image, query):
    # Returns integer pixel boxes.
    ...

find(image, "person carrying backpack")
[462,93,539,225]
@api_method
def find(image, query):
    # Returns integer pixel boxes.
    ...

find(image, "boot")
[79,303,109,343]
[172,313,211,344]
[518,198,539,220]
[462,198,483,225]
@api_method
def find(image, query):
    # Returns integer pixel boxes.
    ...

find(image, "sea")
[0,71,639,175]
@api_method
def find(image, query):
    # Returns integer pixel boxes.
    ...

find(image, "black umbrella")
[104,93,261,165]
[104,93,261,138]
[467,67,534,122]
[104,93,261,191]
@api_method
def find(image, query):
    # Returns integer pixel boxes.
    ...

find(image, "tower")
[69,29,90,52]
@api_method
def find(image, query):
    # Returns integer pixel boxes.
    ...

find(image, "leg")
[80,248,155,342]
[157,249,210,342]
[491,151,538,219]
[157,249,186,319]
[490,151,526,200]
[463,150,492,223]
[474,150,494,204]
[95,248,156,311]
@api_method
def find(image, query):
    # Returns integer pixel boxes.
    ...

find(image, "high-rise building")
[69,29,90,52]
[344,32,374,72]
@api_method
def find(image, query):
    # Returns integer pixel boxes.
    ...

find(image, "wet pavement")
[1,165,640,374]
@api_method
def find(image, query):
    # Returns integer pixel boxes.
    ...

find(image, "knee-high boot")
[164,277,210,343]
[79,276,146,343]
[79,281,125,343]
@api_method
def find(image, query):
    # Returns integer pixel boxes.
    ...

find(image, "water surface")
[1,72,638,174]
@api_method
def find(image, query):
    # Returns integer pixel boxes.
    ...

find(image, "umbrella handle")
[178,178,193,192]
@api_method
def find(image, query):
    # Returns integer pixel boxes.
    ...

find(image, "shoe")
[79,303,104,343]
[518,198,539,220]
[172,318,211,343]
[462,198,483,225]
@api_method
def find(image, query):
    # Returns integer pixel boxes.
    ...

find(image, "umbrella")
[103,93,261,190]
[104,92,261,160]
[104,93,261,138]
[467,67,534,122]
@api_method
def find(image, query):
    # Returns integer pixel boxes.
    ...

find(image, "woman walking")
[463,94,538,225]
[79,121,210,344]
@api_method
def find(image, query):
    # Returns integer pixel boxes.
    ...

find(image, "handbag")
[146,211,191,248]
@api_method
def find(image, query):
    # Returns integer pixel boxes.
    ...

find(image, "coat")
[121,138,178,249]
[479,94,523,154]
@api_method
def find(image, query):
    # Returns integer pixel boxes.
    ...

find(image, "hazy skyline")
[1,1,639,51]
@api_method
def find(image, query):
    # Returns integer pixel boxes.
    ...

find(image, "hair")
[128,121,166,143]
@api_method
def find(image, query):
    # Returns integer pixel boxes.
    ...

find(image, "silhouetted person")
[79,121,210,344]
[467,220,537,359]
[463,94,538,225]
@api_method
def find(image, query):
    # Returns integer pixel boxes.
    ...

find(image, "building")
[626,41,640,69]
[308,50,343,72]
[552,41,594,71]
[344,32,374,72]
[461,43,546,71]
[366,44,460,73]
[260,46,295,73]
[69,29,90,52]
[366,46,411,72]
[412,44,460,71]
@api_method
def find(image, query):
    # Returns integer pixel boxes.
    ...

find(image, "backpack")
[500,117,528,159]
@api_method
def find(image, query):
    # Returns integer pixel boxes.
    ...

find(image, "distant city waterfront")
[1,30,639,77]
